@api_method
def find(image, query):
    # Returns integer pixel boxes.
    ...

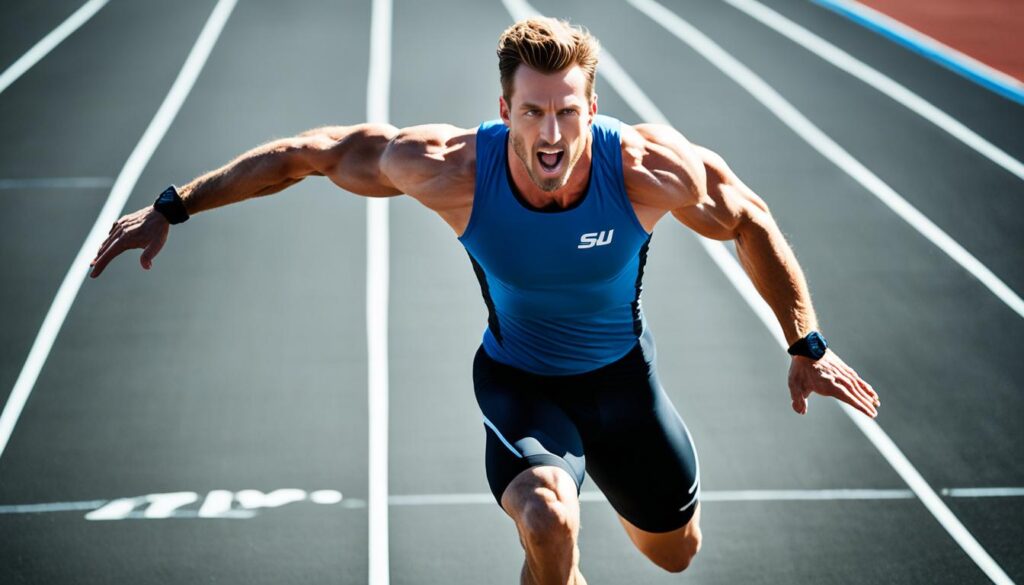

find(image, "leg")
[575,330,703,573]
[617,503,702,573]
[471,346,589,584]
[500,465,588,585]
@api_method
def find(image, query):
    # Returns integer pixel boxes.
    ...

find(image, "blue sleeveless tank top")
[458,115,652,375]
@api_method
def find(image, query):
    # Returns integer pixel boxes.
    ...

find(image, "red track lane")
[858,0,1024,83]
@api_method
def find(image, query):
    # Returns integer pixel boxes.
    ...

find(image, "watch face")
[808,332,827,358]
[158,187,177,204]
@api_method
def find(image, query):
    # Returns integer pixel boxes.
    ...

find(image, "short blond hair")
[497,17,600,103]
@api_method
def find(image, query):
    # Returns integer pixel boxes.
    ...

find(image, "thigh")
[472,345,587,510]
[581,336,700,534]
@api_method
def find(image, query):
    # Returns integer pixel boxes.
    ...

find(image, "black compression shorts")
[472,329,700,533]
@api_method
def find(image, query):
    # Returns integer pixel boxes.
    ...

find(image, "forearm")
[177,137,311,214]
[734,213,819,346]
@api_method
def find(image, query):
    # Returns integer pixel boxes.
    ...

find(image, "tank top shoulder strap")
[590,115,642,230]
[462,119,509,242]
[474,119,507,197]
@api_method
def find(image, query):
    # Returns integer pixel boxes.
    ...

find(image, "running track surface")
[0,1,1021,584]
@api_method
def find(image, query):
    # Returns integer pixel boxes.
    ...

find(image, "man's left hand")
[788,350,880,418]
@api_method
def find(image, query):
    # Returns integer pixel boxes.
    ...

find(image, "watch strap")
[787,331,828,360]
[153,185,190,224]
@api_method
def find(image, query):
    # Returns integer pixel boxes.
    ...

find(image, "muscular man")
[90,17,880,585]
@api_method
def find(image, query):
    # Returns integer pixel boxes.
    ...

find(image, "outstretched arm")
[88,124,403,278]
[625,124,879,418]
[674,146,880,418]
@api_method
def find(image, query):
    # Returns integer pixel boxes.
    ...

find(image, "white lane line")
[628,0,1024,322]
[365,0,393,583]
[3,486,1019,515]
[0,0,238,462]
[812,0,1024,106]
[501,1,1014,583]
[0,0,109,96]
[721,0,1024,182]
[0,177,115,190]
[0,500,108,513]
[943,488,1024,498]
[390,489,916,505]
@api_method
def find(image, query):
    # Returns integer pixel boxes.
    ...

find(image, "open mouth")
[536,149,565,174]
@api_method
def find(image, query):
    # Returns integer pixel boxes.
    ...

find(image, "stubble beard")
[510,131,574,193]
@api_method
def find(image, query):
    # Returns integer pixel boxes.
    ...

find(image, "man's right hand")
[89,206,169,278]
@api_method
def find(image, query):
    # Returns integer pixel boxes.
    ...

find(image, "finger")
[835,384,877,418]
[835,374,878,417]
[93,225,125,263]
[140,235,166,270]
[840,364,880,405]
[841,372,876,409]
[788,378,808,415]
[109,220,120,235]
[92,232,120,265]
[89,238,127,278]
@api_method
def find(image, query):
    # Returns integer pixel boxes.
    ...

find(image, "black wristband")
[153,185,190,224]
[787,331,828,360]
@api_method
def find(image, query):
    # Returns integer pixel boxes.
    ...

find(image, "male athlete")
[90,17,880,585]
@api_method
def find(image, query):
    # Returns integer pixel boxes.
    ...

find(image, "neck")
[507,135,593,209]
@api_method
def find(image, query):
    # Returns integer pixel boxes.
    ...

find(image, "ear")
[588,93,598,123]
[499,96,511,127]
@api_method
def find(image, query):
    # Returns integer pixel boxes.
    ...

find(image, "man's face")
[500,65,597,192]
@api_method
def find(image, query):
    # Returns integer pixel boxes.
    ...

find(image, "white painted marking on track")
[310,490,344,505]
[0,486,1016,516]
[198,490,234,517]
[720,0,1024,182]
[627,0,1024,322]
[143,491,199,518]
[814,0,1024,105]
[0,0,238,464]
[0,500,107,513]
[942,487,1024,498]
[365,0,393,583]
[0,177,115,190]
[502,1,1015,583]
[0,0,109,96]
[235,489,307,509]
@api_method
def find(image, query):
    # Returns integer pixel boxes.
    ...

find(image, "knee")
[519,491,576,545]
[503,468,579,548]
[658,528,701,573]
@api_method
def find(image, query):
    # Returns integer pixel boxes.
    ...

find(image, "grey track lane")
[0,0,93,70]
[544,0,1022,580]
[664,0,1024,299]
[0,0,218,412]
[387,0,985,583]
[756,0,1024,161]
[1,1,373,583]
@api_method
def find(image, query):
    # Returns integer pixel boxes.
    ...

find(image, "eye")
[559,108,579,116]
[524,109,540,117]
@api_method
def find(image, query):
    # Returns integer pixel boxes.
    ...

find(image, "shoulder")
[381,124,477,209]
[619,122,707,210]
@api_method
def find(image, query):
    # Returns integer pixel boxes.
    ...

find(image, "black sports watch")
[153,185,190,224]
[787,331,828,360]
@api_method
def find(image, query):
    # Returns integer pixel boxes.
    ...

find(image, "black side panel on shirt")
[631,234,653,336]
[467,250,503,344]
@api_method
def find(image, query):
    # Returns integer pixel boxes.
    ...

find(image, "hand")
[788,349,880,418]
[89,206,170,278]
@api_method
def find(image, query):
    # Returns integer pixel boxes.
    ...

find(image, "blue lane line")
[812,0,1024,106]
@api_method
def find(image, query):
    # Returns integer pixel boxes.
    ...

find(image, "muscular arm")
[678,148,818,346]
[626,124,878,418]
[179,124,403,214]
[89,123,473,277]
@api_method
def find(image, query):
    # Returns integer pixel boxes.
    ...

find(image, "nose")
[539,113,561,145]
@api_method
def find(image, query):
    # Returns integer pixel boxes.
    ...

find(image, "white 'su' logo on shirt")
[578,229,614,249]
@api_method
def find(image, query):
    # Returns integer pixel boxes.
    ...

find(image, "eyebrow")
[518,102,582,111]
